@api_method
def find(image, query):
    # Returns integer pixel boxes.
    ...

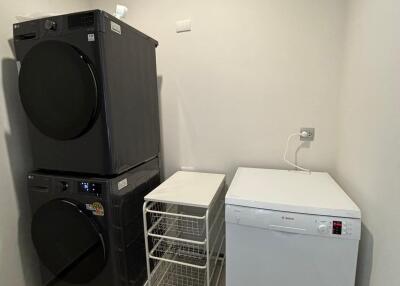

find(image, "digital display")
[332,221,342,235]
[79,182,102,195]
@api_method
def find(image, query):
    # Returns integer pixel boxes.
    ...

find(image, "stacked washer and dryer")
[13,10,160,286]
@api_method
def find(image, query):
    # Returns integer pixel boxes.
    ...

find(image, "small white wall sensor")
[114,4,128,19]
[176,19,192,33]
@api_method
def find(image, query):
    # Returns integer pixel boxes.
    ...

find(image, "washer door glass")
[19,40,98,140]
[31,200,106,284]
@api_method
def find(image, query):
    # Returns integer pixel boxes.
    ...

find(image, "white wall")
[335,1,400,285]
[0,2,92,285]
[95,0,347,181]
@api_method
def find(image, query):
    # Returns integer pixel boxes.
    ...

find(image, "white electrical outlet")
[300,128,315,141]
[176,19,191,33]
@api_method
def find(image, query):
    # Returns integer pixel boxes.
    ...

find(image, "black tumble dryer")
[28,158,160,286]
[13,10,160,175]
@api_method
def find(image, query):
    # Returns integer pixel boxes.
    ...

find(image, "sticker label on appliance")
[88,34,95,42]
[86,202,104,216]
[85,203,95,211]
[111,21,121,35]
[118,178,128,190]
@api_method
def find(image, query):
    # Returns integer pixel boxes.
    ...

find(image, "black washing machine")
[13,10,160,175]
[28,158,160,286]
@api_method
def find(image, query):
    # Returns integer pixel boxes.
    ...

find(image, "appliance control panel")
[226,204,361,240]
[316,217,356,238]
[54,178,103,196]
[78,181,102,195]
[28,173,105,197]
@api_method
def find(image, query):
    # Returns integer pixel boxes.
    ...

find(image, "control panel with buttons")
[316,217,355,237]
[226,205,361,240]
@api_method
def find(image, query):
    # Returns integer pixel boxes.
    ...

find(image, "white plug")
[300,131,309,138]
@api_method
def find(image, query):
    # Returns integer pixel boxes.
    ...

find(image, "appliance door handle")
[269,224,307,235]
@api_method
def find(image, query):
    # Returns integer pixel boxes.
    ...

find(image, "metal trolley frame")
[143,171,226,286]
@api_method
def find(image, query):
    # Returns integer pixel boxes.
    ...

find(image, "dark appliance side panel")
[14,12,113,175]
[105,158,161,285]
[99,13,161,174]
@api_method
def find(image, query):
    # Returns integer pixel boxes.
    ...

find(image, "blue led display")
[79,182,102,194]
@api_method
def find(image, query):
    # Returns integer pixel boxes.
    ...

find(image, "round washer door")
[19,41,98,140]
[31,200,106,284]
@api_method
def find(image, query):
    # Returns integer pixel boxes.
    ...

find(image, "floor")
[218,273,225,286]
[215,262,225,286]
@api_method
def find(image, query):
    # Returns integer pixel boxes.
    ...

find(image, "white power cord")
[283,132,311,173]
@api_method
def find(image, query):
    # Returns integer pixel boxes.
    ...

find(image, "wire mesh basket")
[143,172,226,286]
[149,236,207,267]
[150,259,207,286]
[148,202,207,241]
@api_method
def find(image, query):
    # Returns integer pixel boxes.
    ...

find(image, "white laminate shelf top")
[145,171,226,208]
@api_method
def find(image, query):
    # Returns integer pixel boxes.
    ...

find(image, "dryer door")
[19,40,98,140]
[31,199,106,284]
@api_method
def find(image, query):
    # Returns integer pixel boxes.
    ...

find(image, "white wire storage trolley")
[143,171,226,286]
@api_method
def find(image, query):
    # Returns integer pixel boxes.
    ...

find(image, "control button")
[60,181,69,192]
[318,224,328,233]
[44,20,57,31]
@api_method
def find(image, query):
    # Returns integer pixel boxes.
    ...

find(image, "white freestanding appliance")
[225,168,361,286]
